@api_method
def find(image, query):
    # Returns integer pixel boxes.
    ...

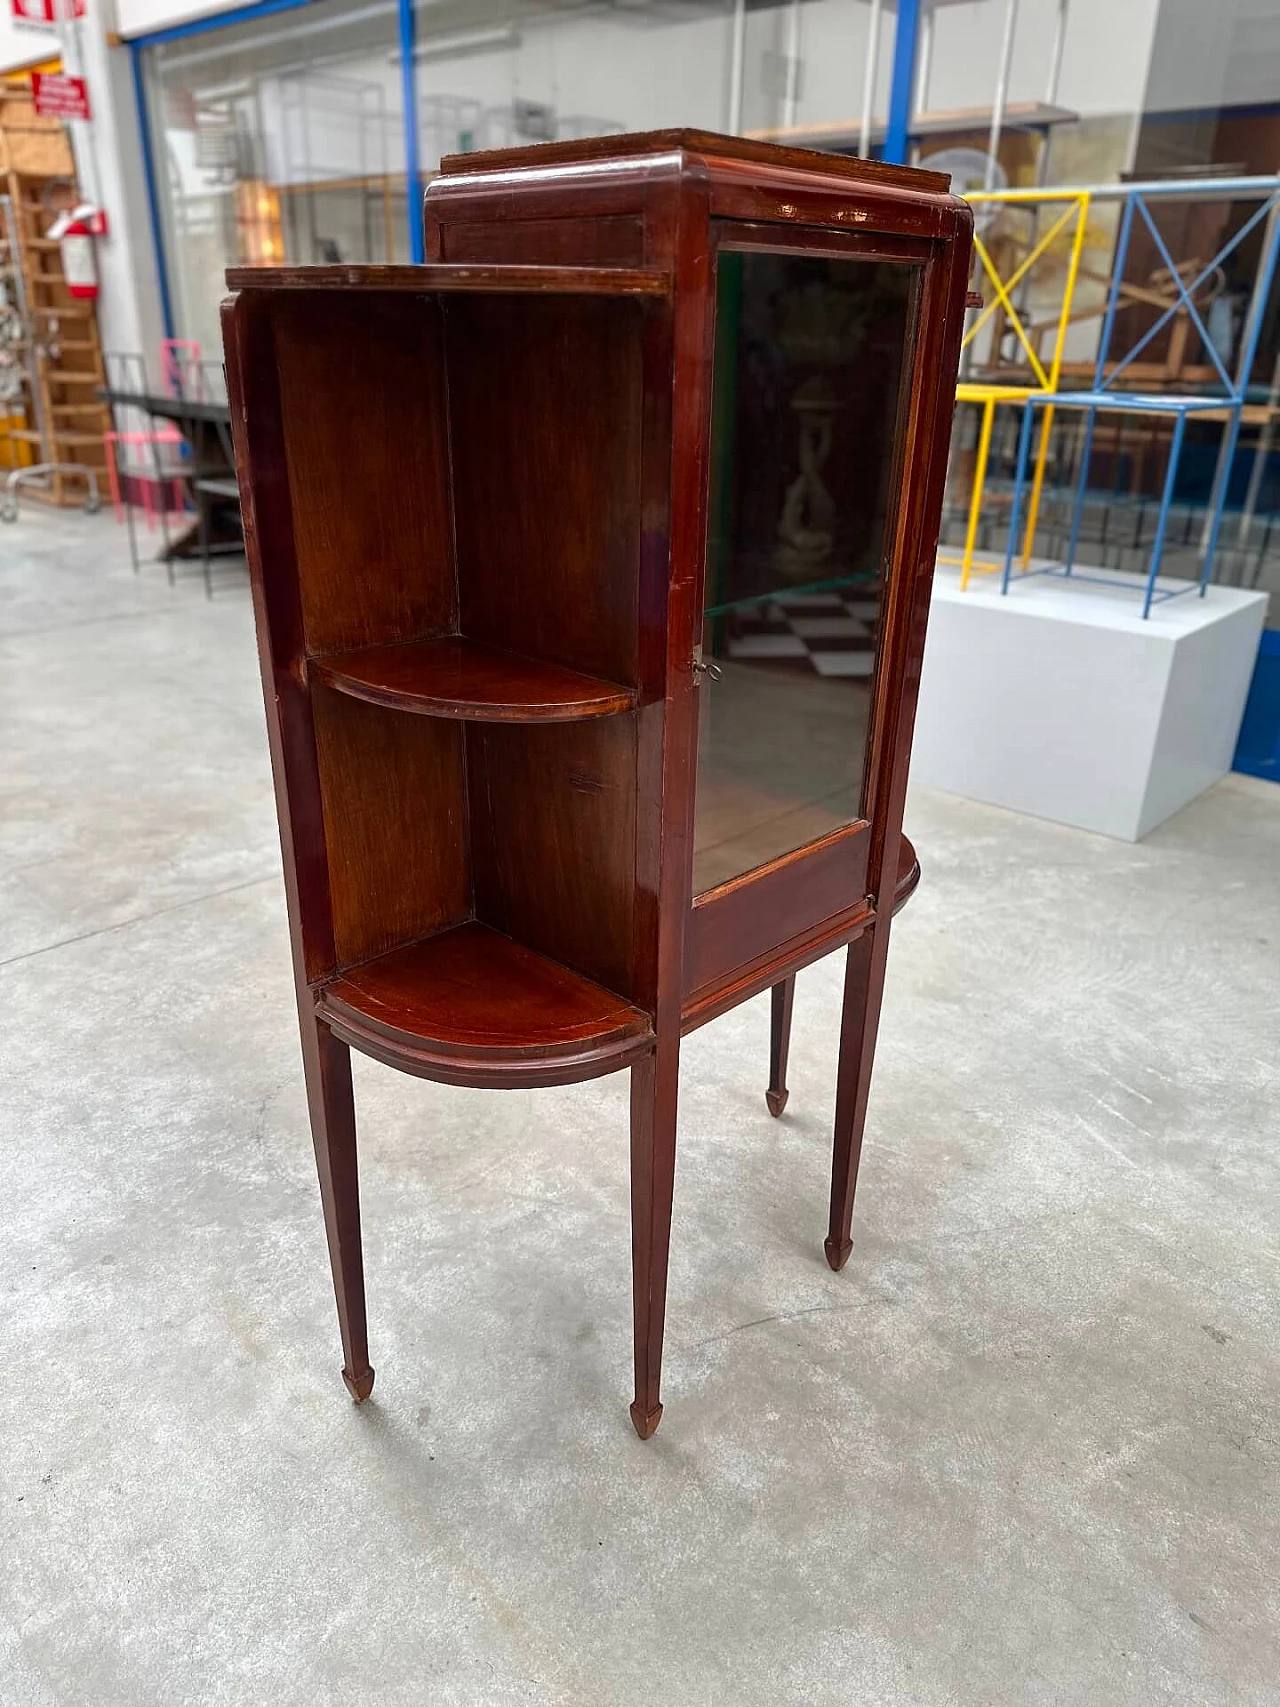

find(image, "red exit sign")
[31,72,91,123]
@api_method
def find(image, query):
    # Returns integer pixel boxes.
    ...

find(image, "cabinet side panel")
[467,718,639,1007]
[273,293,455,654]
[312,685,470,970]
[223,293,338,987]
[437,214,645,266]
[446,294,643,687]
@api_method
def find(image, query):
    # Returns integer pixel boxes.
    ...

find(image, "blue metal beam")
[129,43,175,343]
[398,0,423,263]
[884,0,922,166]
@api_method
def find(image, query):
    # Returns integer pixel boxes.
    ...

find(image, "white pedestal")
[912,564,1268,841]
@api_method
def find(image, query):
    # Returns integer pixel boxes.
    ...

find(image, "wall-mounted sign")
[31,71,91,122]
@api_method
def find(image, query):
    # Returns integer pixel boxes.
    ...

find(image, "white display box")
[912,563,1269,841]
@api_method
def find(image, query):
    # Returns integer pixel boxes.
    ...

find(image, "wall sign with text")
[31,71,92,122]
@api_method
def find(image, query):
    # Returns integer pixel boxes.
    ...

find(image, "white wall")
[1142,0,1280,116]
[115,0,236,38]
[925,0,1161,122]
[0,12,60,73]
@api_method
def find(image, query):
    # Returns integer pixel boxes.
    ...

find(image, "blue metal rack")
[996,175,1280,618]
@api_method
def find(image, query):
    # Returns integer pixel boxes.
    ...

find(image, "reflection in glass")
[693,250,917,895]
[143,0,408,355]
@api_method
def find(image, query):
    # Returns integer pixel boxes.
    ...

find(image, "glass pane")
[693,249,916,897]
[143,0,407,357]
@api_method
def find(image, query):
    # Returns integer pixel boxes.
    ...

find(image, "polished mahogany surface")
[313,637,637,723]
[320,921,653,1069]
[439,126,950,195]
[225,262,668,296]
[224,128,972,1440]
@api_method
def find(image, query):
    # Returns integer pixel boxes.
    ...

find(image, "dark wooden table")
[98,387,242,562]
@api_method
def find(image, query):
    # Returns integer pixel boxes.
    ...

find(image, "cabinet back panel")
[446,295,643,687]
[467,717,640,1007]
[273,294,456,655]
[312,686,470,971]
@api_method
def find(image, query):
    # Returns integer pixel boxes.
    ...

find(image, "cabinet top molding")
[439,126,952,197]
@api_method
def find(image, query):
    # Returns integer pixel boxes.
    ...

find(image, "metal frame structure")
[948,175,1280,617]
[1000,391,1237,618]
[941,186,1091,586]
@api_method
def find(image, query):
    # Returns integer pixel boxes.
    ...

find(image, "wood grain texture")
[825,230,973,1274]
[438,127,949,194]
[225,131,972,1430]
[684,822,871,998]
[222,293,338,987]
[680,832,917,1035]
[766,977,795,1117]
[302,1018,374,1401]
[446,292,645,687]
[227,262,666,295]
[313,636,637,722]
[321,921,652,1060]
[311,684,470,971]
[274,292,455,655]
[628,1038,680,1439]
[467,716,640,1006]
[437,215,645,267]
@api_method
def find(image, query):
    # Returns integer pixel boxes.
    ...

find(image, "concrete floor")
[2,514,1278,1707]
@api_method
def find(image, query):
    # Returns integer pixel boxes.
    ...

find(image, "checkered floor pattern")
[720,590,881,678]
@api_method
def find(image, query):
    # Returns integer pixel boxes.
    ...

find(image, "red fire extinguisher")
[46,202,104,301]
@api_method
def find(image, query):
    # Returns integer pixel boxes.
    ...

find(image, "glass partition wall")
[142,0,407,357]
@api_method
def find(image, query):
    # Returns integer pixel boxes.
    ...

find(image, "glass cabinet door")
[692,248,919,897]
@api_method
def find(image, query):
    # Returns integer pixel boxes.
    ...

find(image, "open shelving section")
[319,921,653,1083]
[225,261,662,1085]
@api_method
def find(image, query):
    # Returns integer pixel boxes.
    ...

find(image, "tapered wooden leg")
[825,924,892,1273]
[766,976,796,1116]
[629,1043,679,1439]
[300,1015,374,1402]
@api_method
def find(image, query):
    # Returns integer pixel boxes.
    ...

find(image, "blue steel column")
[129,43,176,342]
[1144,410,1187,619]
[883,0,922,165]
[399,0,424,263]
[1199,192,1280,593]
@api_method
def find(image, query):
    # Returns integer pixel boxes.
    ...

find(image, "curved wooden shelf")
[312,637,638,723]
[317,921,654,1088]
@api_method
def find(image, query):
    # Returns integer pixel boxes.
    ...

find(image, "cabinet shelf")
[312,636,637,722]
[318,921,653,1085]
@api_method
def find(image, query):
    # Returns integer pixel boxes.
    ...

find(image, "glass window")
[142,0,407,355]
[412,0,737,165]
[693,248,917,896]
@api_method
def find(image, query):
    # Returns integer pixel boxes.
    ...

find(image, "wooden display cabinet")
[222,131,972,1439]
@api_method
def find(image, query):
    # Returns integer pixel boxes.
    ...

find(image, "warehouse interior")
[1,3,1278,1703]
